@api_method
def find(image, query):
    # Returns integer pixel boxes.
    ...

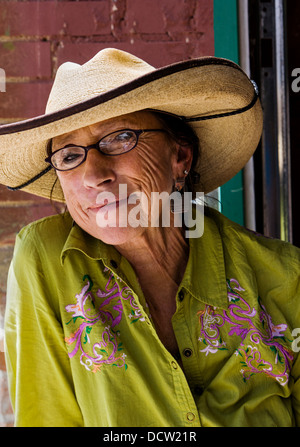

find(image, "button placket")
[169,358,200,426]
[186,412,196,422]
[171,360,178,370]
[183,348,193,358]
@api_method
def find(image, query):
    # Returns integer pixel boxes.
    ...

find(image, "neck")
[116,225,189,296]
[116,224,190,359]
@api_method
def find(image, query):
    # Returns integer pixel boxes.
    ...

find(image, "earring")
[174,177,185,192]
[171,171,188,213]
[174,169,189,192]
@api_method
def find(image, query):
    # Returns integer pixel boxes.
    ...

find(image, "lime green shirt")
[4,208,300,427]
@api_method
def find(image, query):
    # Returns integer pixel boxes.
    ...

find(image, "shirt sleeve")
[4,228,84,427]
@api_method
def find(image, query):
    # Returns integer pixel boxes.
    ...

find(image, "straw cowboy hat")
[0,48,263,202]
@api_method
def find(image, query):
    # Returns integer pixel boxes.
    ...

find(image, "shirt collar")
[60,222,122,266]
[61,208,229,310]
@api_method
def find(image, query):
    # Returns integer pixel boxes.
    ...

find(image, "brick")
[0,41,51,78]
[58,1,111,37]
[127,0,195,35]
[162,0,197,32]
[0,353,5,371]
[125,41,194,66]
[0,203,61,248]
[195,0,214,28]
[0,185,46,203]
[125,0,166,35]
[194,0,214,54]
[125,0,213,42]
[190,36,214,59]
[0,246,14,294]
[0,2,53,36]
[0,304,5,356]
[56,41,192,69]
[110,0,127,39]
[0,1,111,38]
[55,41,107,67]
[0,81,52,119]
[0,207,21,247]
[0,370,14,427]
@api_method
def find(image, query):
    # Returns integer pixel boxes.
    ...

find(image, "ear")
[171,143,193,180]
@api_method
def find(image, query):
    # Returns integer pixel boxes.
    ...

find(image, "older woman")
[1,49,300,427]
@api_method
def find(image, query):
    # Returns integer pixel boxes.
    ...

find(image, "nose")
[82,149,116,189]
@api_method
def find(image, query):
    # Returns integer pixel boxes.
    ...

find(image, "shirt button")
[171,361,178,370]
[178,290,185,301]
[183,348,193,358]
[186,412,196,422]
[110,260,118,269]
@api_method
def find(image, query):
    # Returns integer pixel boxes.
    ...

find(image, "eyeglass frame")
[45,128,166,171]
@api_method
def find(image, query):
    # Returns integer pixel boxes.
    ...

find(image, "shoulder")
[207,208,300,324]
[17,211,73,239]
[13,212,73,263]
[7,214,74,320]
[208,207,300,266]
[206,209,300,351]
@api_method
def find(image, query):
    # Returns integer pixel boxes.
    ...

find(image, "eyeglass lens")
[51,130,139,171]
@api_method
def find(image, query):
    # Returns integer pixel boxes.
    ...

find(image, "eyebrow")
[50,121,153,153]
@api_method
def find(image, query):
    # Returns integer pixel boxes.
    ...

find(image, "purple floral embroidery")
[64,271,144,373]
[198,278,293,386]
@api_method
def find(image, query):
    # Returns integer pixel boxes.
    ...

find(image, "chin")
[69,202,148,246]
[88,224,143,246]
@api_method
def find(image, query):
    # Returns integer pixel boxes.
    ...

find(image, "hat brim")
[0,56,263,202]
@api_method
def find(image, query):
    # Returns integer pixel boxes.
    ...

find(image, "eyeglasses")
[45,128,166,171]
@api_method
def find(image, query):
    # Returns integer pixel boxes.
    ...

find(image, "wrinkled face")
[52,111,192,245]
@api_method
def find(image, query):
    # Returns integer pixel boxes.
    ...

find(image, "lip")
[87,196,128,213]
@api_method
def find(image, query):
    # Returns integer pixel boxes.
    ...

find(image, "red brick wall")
[0,0,214,426]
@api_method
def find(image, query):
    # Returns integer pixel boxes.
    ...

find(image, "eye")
[52,146,85,169]
[99,130,137,154]
[63,152,82,163]
[114,131,135,142]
